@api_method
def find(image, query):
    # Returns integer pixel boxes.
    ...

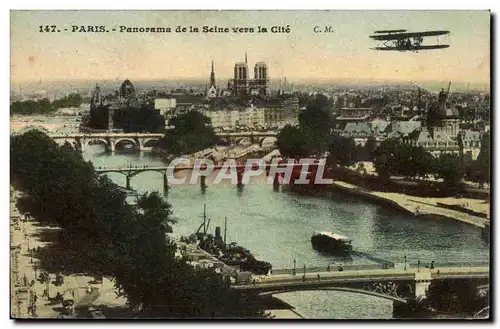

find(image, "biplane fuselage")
[369,29,450,52]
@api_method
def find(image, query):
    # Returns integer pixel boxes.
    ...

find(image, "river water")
[15,117,490,319]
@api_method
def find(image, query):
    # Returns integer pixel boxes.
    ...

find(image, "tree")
[373,138,401,180]
[134,192,176,233]
[158,111,218,156]
[354,95,362,108]
[298,95,334,155]
[11,94,83,116]
[113,103,165,133]
[277,95,336,159]
[410,147,435,180]
[356,136,378,162]
[327,134,356,167]
[465,132,490,188]
[334,96,345,110]
[433,153,465,193]
[276,125,309,159]
[52,93,83,109]
[476,132,490,183]
[423,279,488,315]
[373,139,434,181]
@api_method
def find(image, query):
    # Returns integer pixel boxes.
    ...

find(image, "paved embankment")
[10,189,127,319]
[330,181,489,229]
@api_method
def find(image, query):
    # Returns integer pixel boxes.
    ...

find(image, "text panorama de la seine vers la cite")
[38,25,292,33]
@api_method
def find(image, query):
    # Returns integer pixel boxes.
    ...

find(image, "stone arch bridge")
[48,133,164,153]
[216,131,278,148]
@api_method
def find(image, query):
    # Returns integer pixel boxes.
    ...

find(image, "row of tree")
[373,134,490,189]
[10,130,266,318]
[11,93,83,115]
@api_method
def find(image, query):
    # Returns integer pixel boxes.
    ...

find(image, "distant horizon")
[10,77,490,93]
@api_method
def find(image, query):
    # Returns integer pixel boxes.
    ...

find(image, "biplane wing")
[373,29,407,34]
[370,30,450,41]
[373,44,450,51]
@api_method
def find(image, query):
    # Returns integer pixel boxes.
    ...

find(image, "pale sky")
[10,10,490,84]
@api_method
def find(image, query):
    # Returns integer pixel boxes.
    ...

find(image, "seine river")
[16,117,490,319]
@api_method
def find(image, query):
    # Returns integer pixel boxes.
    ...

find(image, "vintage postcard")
[10,10,490,320]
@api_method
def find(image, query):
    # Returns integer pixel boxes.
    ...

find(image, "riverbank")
[329,181,489,229]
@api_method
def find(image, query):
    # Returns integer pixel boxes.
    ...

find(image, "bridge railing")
[271,261,489,276]
[408,260,490,269]
[271,264,386,275]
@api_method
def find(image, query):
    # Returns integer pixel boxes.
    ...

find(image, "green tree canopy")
[422,279,488,315]
[465,132,490,187]
[373,139,434,180]
[11,93,83,116]
[158,111,218,156]
[277,94,335,158]
[433,153,465,191]
[276,125,309,159]
[327,135,357,168]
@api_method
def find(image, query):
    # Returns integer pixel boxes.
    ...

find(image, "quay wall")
[328,182,415,216]
[327,182,488,230]
[436,202,488,219]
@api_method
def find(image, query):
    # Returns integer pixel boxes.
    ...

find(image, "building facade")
[227,53,269,98]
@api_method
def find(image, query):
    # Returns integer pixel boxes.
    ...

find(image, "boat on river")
[311,231,353,254]
[183,205,272,275]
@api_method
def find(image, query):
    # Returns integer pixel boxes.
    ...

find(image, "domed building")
[426,87,460,139]
[120,79,136,100]
[434,102,460,138]
[404,86,462,157]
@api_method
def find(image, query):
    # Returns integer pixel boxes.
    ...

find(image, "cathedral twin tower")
[208,53,270,99]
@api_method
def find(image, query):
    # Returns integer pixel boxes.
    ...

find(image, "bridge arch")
[257,286,411,304]
[113,138,139,152]
[259,136,277,148]
[83,138,109,151]
[217,138,230,146]
[235,137,252,146]
[141,138,161,149]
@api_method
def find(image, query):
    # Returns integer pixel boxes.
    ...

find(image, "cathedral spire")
[210,60,215,87]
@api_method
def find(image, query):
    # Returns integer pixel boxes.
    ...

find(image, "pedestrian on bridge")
[317,274,320,282]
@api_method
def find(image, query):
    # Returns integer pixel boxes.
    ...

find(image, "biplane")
[369,29,450,52]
